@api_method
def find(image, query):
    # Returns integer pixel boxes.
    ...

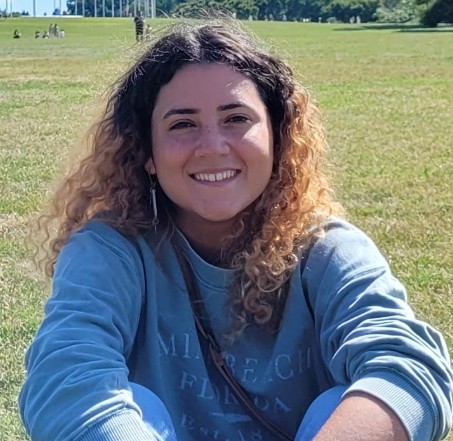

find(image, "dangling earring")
[149,174,159,230]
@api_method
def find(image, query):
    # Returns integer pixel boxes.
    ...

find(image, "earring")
[149,174,159,230]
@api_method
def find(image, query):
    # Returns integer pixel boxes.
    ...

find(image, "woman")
[19,20,453,441]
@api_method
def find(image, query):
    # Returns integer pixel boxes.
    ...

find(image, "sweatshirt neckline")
[174,229,236,291]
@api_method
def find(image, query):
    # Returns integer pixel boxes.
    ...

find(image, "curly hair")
[36,19,342,337]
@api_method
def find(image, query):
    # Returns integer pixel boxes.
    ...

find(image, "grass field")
[1,17,452,440]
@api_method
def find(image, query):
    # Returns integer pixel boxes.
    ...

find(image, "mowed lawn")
[1,17,452,440]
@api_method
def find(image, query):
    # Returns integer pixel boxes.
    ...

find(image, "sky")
[7,0,64,16]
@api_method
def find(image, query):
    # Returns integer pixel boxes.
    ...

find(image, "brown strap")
[172,238,293,441]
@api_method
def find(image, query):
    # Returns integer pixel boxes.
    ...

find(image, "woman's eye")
[226,115,250,124]
[169,121,194,130]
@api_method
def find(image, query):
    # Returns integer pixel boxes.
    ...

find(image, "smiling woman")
[18,18,453,441]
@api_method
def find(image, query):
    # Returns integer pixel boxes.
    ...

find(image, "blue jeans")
[131,383,347,441]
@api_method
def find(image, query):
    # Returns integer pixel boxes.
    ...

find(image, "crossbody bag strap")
[171,238,293,441]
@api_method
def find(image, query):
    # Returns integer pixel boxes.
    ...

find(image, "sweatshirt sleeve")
[303,219,453,441]
[19,221,157,441]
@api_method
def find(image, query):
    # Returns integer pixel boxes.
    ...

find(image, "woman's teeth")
[193,170,237,182]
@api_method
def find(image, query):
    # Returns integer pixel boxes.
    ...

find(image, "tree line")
[66,0,453,26]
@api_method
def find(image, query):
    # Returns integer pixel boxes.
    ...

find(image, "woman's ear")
[145,157,156,174]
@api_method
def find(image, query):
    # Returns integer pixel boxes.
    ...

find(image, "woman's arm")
[304,219,453,441]
[19,221,156,441]
[314,391,409,441]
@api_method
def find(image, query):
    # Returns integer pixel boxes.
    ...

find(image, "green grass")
[1,17,452,440]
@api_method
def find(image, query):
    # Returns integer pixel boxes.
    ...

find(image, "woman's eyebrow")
[163,108,199,119]
[218,103,249,111]
[162,103,251,119]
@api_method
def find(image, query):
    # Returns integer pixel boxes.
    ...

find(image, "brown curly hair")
[36,19,342,336]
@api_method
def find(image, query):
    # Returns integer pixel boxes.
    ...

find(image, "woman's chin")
[191,207,243,225]
[199,212,239,223]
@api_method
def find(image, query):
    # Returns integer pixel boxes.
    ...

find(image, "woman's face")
[147,63,273,233]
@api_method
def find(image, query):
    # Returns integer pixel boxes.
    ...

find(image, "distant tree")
[322,0,379,22]
[242,0,322,21]
[67,0,95,16]
[282,0,321,21]
[231,0,260,19]
[157,0,179,15]
[374,0,418,22]
[420,0,453,25]
[259,0,286,20]
[288,0,323,21]
[252,0,378,23]
[173,0,258,19]
[65,0,384,22]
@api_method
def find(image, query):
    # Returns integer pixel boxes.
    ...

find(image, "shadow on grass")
[333,24,453,33]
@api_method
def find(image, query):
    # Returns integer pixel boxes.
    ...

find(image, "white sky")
[7,0,63,16]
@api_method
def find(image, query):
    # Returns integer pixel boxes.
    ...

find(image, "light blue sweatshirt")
[19,218,453,441]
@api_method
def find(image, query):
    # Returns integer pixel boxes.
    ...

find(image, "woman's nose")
[194,126,230,157]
